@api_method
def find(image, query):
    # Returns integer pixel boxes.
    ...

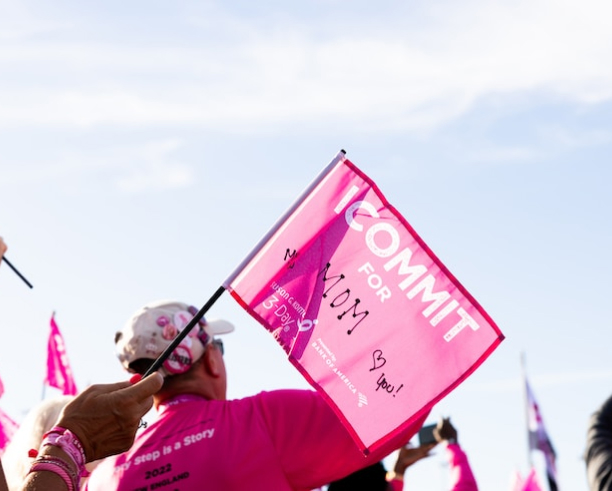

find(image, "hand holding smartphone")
[417,423,437,446]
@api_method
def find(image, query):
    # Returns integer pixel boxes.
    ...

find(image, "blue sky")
[1,1,612,489]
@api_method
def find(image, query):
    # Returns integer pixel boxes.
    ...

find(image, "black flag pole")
[1,256,33,289]
[144,152,347,378]
[143,286,226,378]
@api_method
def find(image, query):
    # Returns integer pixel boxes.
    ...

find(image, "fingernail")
[129,374,143,384]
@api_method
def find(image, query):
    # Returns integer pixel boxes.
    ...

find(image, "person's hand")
[393,442,437,475]
[434,417,458,443]
[0,237,7,261]
[55,372,163,462]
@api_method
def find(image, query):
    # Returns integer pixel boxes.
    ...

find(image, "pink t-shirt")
[86,390,427,491]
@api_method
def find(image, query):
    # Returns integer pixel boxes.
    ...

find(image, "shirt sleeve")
[389,477,404,491]
[446,443,478,491]
[256,389,428,490]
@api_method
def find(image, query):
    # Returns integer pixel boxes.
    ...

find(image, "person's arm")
[446,443,478,491]
[434,418,478,491]
[1,461,9,491]
[19,372,163,491]
[385,442,437,489]
[586,393,612,491]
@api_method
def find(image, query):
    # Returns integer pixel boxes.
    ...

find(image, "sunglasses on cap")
[210,338,224,355]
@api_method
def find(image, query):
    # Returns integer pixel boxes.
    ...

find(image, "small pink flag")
[225,151,504,452]
[512,468,544,491]
[0,407,18,455]
[522,468,545,491]
[45,314,78,396]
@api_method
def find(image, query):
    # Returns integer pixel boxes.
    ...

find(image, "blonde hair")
[2,396,73,490]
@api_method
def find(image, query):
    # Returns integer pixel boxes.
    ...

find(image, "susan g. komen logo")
[296,318,318,333]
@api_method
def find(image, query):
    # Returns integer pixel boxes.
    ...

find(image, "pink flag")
[46,314,78,396]
[225,151,504,452]
[526,378,558,491]
[523,468,545,491]
[511,468,544,491]
[0,374,17,455]
[0,406,18,455]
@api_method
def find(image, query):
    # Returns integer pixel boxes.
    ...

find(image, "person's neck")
[154,377,223,409]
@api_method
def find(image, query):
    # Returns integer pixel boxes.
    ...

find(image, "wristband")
[29,455,79,491]
[41,426,87,476]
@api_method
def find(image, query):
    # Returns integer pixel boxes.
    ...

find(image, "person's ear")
[203,345,222,378]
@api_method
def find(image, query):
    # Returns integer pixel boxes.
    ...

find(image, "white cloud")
[0,0,611,132]
[111,139,194,193]
[467,145,540,165]
[537,125,612,149]
[0,138,195,194]
[115,162,194,194]
[0,1,69,40]
[114,139,195,194]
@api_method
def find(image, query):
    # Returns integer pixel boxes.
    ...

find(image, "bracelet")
[386,470,404,482]
[28,455,79,491]
[41,426,87,476]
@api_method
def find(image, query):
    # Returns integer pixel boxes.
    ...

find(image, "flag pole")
[1,256,33,288]
[143,286,226,378]
[42,311,56,401]
[145,150,345,378]
[521,352,533,470]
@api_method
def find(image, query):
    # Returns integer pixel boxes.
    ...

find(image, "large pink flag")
[46,314,78,396]
[225,151,504,452]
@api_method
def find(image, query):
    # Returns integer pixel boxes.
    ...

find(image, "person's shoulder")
[254,389,319,403]
[225,389,321,411]
[228,389,318,401]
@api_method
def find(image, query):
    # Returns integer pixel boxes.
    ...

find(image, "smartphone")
[418,423,437,446]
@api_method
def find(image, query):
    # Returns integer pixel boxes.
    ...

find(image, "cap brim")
[206,319,234,335]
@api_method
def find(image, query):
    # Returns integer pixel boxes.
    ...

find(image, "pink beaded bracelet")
[28,455,79,491]
[41,426,87,476]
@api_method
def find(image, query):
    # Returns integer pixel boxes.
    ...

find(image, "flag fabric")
[225,151,504,452]
[511,468,544,491]
[45,314,78,395]
[0,406,18,455]
[523,468,545,491]
[525,378,558,491]
[0,374,18,455]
